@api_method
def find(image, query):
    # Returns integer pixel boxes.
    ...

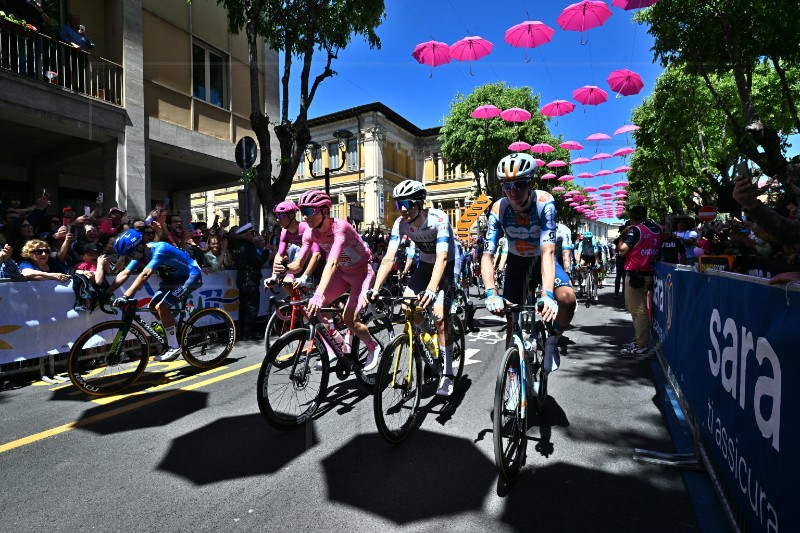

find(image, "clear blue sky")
[296,0,665,221]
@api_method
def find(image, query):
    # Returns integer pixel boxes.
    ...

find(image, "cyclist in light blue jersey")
[481,153,576,373]
[109,229,203,362]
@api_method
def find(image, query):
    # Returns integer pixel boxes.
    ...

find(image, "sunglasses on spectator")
[300,207,317,217]
[21,222,33,228]
[33,248,50,255]
[395,200,418,210]
[501,180,531,193]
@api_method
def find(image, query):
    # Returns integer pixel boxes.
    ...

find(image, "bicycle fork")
[391,321,415,394]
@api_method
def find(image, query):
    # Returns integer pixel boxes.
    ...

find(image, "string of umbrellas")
[471,104,636,220]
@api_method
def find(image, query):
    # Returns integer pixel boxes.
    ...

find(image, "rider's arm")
[538,195,557,297]
[270,253,285,277]
[121,267,154,298]
[286,231,311,274]
[301,251,321,278]
[481,204,502,291]
[426,250,448,294]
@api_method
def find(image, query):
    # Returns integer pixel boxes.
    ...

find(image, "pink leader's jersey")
[297,218,372,270]
[276,221,319,256]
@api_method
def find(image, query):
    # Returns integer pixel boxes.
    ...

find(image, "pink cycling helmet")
[274,200,299,214]
[298,189,332,208]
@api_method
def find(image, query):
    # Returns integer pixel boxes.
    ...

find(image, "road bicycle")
[584,264,599,307]
[373,295,466,444]
[67,296,236,396]
[493,292,553,483]
[256,296,391,429]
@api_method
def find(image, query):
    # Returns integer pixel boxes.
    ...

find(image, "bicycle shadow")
[321,431,495,524]
[158,413,320,485]
[414,376,473,428]
[313,376,371,420]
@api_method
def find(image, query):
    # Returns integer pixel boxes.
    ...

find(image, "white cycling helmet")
[497,153,537,182]
[393,179,427,201]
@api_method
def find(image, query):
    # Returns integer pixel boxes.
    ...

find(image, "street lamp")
[305,129,353,196]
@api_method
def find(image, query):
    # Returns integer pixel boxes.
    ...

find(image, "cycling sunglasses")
[395,199,418,210]
[275,212,294,220]
[501,180,531,193]
[300,207,317,217]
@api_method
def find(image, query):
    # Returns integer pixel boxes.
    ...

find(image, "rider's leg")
[554,285,576,330]
[341,266,378,349]
[154,295,179,348]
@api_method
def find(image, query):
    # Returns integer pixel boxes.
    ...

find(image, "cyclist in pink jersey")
[265,200,321,288]
[286,190,381,368]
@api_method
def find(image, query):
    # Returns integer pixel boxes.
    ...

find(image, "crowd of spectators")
[0,191,279,286]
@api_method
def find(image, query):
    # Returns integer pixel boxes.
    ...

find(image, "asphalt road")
[0,285,711,532]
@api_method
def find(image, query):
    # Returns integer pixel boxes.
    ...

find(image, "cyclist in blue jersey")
[108,228,203,361]
[369,180,457,395]
[481,153,576,373]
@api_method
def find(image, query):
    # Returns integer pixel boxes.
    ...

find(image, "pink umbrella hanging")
[533,158,546,167]
[412,41,451,77]
[613,147,636,157]
[600,192,614,197]
[613,165,632,173]
[531,143,554,153]
[595,169,613,176]
[540,100,576,117]
[586,132,611,141]
[450,36,493,75]
[584,186,598,192]
[612,0,661,10]
[573,85,608,106]
[547,160,567,168]
[553,186,566,191]
[591,153,612,161]
[598,184,613,190]
[569,202,580,207]
[509,141,532,151]
[572,157,592,165]
[557,1,613,44]
[559,140,584,151]
[615,181,629,187]
[607,68,644,97]
[471,104,501,119]
[500,107,532,122]
[504,21,555,62]
[558,175,575,182]
[540,173,557,180]
[578,171,594,179]
[614,124,640,135]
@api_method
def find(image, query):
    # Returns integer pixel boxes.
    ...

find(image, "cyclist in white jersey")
[555,223,574,277]
[368,179,457,396]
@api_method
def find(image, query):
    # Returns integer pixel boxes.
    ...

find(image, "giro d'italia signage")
[651,262,800,533]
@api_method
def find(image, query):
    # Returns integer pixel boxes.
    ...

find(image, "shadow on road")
[322,430,495,524]
[73,390,209,435]
[498,461,697,532]
[158,413,319,485]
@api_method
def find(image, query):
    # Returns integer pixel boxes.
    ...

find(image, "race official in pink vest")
[617,205,663,358]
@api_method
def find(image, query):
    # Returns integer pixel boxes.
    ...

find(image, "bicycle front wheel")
[257,329,329,429]
[493,345,527,483]
[349,312,395,389]
[585,276,593,308]
[181,308,236,368]
[374,333,422,444]
[533,320,549,413]
[68,321,151,396]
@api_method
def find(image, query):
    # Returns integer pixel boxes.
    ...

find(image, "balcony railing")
[0,21,122,105]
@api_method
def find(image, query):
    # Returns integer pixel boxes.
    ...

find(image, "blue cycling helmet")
[114,228,144,256]
[582,231,593,239]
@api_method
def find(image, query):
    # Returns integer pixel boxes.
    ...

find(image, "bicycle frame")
[389,299,441,391]
[110,303,186,356]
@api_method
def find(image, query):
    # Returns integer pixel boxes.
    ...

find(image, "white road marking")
[463,348,481,366]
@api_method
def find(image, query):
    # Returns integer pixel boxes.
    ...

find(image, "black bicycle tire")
[585,274,593,308]
[534,320,549,413]
[68,320,151,396]
[493,345,527,483]
[256,328,329,429]
[181,308,236,368]
[373,333,422,444]
[264,302,293,351]
[451,314,466,384]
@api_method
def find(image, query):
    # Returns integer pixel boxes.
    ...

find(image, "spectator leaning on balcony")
[7,0,51,77]
[60,13,94,92]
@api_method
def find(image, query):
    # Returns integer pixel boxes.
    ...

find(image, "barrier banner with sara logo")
[0,269,278,366]
[651,262,800,533]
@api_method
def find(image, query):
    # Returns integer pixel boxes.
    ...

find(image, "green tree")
[439,82,569,200]
[199,0,385,225]
[642,0,800,186]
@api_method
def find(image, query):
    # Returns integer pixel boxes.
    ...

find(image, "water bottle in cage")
[327,319,345,352]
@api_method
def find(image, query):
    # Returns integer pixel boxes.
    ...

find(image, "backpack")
[71,274,110,313]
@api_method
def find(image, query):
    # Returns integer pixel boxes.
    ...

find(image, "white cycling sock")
[165,325,178,348]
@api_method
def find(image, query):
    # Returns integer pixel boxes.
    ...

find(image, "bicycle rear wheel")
[450,314,466,384]
[257,329,329,428]
[68,321,151,396]
[374,333,422,444]
[585,275,593,308]
[493,345,527,483]
[349,311,395,388]
[181,308,236,368]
